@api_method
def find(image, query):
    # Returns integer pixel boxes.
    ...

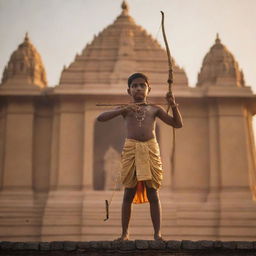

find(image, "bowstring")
[104,168,121,221]
[161,11,176,184]
[154,19,162,42]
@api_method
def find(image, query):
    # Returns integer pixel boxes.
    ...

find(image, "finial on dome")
[215,33,221,44]
[121,0,129,15]
[24,32,29,41]
[240,69,245,86]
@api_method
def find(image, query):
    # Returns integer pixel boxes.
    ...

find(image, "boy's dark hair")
[127,73,149,87]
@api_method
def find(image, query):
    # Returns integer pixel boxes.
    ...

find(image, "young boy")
[97,73,183,241]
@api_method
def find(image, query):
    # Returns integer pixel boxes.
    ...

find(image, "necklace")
[135,104,147,127]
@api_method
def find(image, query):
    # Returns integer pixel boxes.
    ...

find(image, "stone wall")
[0,240,256,256]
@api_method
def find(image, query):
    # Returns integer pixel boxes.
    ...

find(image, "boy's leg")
[146,186,163,240]
[118,186,137,240]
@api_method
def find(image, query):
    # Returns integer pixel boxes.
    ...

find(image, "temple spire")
[1,33,47,87]
[197,34,244,87]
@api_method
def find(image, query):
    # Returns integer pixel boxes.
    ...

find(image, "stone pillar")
[41,97,84,241]
[174,99,210,202]
[205,98,221,238]
[2,99,34,192]
[246,111,256,200]
[33,101,52,192]
[0,98,43,241]
[49,103,60,190]
[83,103,99,190]
[0,100,6,190]
[218,99,252,198]
[57,98,84,190]
[217,98,256,240]
[207,99,221,200]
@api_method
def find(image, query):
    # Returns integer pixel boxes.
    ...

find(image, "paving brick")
[236,241,254,250]
[119,241,136,251]
[89,241,102,249]
[24,242,39,250]
[214,240,223,248]
[149,240,166,250]
[50,241,64,250]
[135,240,149,249]
[222,241,237,250]
[101,241,112,249]
[13,242,26,250]
[40,242,51,251]
[197,240,214,249]
[63,241,77,251]
[77,241,90,249]
[0,241,13,250]
[167,240,181,250]
[2,239,256,255]
[182,240,198,250]
[111,240,120,249]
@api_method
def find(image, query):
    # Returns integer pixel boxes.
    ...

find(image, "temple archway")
[93,116,125,190]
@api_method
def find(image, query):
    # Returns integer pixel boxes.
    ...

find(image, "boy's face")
[127,77,151,101]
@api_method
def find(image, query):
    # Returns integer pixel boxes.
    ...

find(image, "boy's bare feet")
[154,233,164,241]
[115,234,129,241]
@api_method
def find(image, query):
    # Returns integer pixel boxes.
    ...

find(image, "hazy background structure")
[1,0,256,89]
[0,0,256,241]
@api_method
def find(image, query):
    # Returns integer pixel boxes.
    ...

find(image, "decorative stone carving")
[197,34,245,87]
[1,33,47,88]
[59,1,188,88]
[110,29,136,84]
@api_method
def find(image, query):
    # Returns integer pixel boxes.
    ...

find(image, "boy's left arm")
[156,92,183,128]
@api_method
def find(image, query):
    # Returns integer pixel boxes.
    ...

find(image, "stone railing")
[0,240,256,255]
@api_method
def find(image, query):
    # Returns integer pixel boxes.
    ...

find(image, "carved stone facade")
[197,34,245,87]
[1,33,47,88]
[0,1,256,241]
[59,1,188,89]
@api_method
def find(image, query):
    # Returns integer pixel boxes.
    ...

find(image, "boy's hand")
[117,104,137,114]
[165,92,178,107]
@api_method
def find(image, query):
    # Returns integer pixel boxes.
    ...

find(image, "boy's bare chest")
[125,106,157,125]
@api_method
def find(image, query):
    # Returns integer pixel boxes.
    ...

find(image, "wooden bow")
[161,11,174,114]
[161,11,176,177]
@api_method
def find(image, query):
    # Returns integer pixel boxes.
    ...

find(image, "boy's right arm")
[97,107,126,122]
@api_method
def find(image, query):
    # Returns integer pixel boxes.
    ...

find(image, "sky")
[0,0,256,91]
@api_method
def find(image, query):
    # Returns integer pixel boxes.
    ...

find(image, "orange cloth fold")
[120,138,163,204]
[133,181,148,204]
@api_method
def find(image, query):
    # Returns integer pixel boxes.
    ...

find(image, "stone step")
[81,191,209,240]
[39,190,256,241]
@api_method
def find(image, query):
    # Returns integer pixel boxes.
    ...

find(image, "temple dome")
[197,34,245,87]
[1,33,47,88]
[59,1,188,89]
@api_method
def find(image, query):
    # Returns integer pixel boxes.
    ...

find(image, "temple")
[0,1,256,241]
